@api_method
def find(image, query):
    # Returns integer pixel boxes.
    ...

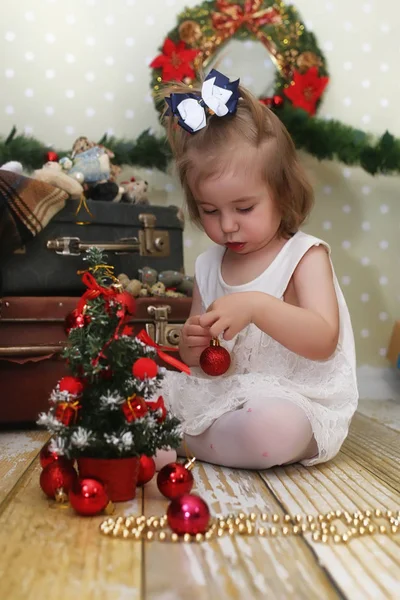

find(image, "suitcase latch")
[146,305,183,348]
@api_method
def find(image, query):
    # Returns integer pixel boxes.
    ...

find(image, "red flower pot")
[77,456,140,502]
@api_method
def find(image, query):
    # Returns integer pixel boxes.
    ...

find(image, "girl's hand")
[199,293,257,341]
[179,315,212,365]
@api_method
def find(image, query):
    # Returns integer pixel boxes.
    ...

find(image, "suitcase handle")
[0,344,64,357]
[46,213,170,258]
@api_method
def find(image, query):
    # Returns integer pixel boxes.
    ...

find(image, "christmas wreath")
[1,0,400,176]
[149,0,400,176]
[150,0,329,117]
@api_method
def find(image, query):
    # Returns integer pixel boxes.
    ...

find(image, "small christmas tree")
[38,248,182,460]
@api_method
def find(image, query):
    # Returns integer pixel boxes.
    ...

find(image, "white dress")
[161,231,359,466]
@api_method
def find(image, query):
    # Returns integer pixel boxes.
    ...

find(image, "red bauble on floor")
[69,478,109,516]
[77,456,140,502]
[137,455,156,486]
[200,339,231,376]
[157,460,194,499]
[167,494,211,536]
[39,459,77,499]
[39,441,74,470]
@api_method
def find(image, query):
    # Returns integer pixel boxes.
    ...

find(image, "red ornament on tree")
[146,395,167,422]
[150,38,200,82]
[54,401,80,426]
[167,493,210,536]
[64,309,90,335]
[260,95,284,109]
[157,458,195,499]
[200,339,231,376]
[39,459,77,499]
[46,150,59,162]
[137,455,156,486]
[122,394,149,422]
[69,478,109,516]
[58,376,84,397]
[39,441,74,469]
[122,324,134,336]
[132,357,158,380]
[115,291,136,316]
[284,66,329,116]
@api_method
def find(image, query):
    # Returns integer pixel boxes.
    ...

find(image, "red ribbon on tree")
[55,401,80,426]
[146,395,167,423]
[77,272,117,314]
[212,0,282,36]
[76,272,136,368]
[136,330,191,375]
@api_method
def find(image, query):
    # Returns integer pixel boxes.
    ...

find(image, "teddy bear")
[56,137,123,202]
[117,177,150,205]
[71,136,121,182]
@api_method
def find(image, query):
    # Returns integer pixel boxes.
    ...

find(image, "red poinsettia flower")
[150,38,200,82]
[284,67,329,116]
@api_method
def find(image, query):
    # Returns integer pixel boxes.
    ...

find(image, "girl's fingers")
[199,311,219,329]
[185,324,211,337]
[185,336,212,348]
[209,318,230,339]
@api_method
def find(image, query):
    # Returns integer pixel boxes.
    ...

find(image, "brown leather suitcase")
[0,296,191,425]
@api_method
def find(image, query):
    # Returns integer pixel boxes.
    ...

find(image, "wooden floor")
[1,401,399,600]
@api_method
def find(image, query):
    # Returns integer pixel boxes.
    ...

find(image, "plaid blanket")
[0,169,68,258]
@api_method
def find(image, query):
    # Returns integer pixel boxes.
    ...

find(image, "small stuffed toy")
[33,161,83,199]
[118,177,150,204]
[0,161,23,174]
[85,181,124,202]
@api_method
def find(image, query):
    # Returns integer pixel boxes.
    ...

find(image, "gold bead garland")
[100,508,400,545]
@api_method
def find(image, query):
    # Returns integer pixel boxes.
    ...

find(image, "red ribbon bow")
[77,271,117,313]
[147,396,167,422]
[212,0,282,36]
[136,330,191,375]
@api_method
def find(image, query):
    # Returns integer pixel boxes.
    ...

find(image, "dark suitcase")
[1,200,184,295]
[0,296,192,425]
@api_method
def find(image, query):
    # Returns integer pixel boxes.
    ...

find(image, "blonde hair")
[160,78,314,237]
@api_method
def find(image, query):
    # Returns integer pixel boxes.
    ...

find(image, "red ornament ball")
[137,455,156,486]
[69,478,109,516]
[65,309,89,335]
[58,376,84,397]
[157,461,194,499]
[167,494,211,536]
[200,340,231,376]
[115,291,136,316]
[39,441,74,469]
[272,94,284,108]
[46,150,59,162]
[132,357,158,380]
[39,459,77,499]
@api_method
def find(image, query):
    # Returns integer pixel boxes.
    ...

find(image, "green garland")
[2,115,399,177]
[1,0,400,177]
[0,127,172,173]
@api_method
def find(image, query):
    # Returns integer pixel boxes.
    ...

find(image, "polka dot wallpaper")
[1,0,399,367]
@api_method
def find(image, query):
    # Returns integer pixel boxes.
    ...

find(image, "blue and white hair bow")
[166,69,240,134]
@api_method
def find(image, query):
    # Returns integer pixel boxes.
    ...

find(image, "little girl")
[158,69,358,470]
